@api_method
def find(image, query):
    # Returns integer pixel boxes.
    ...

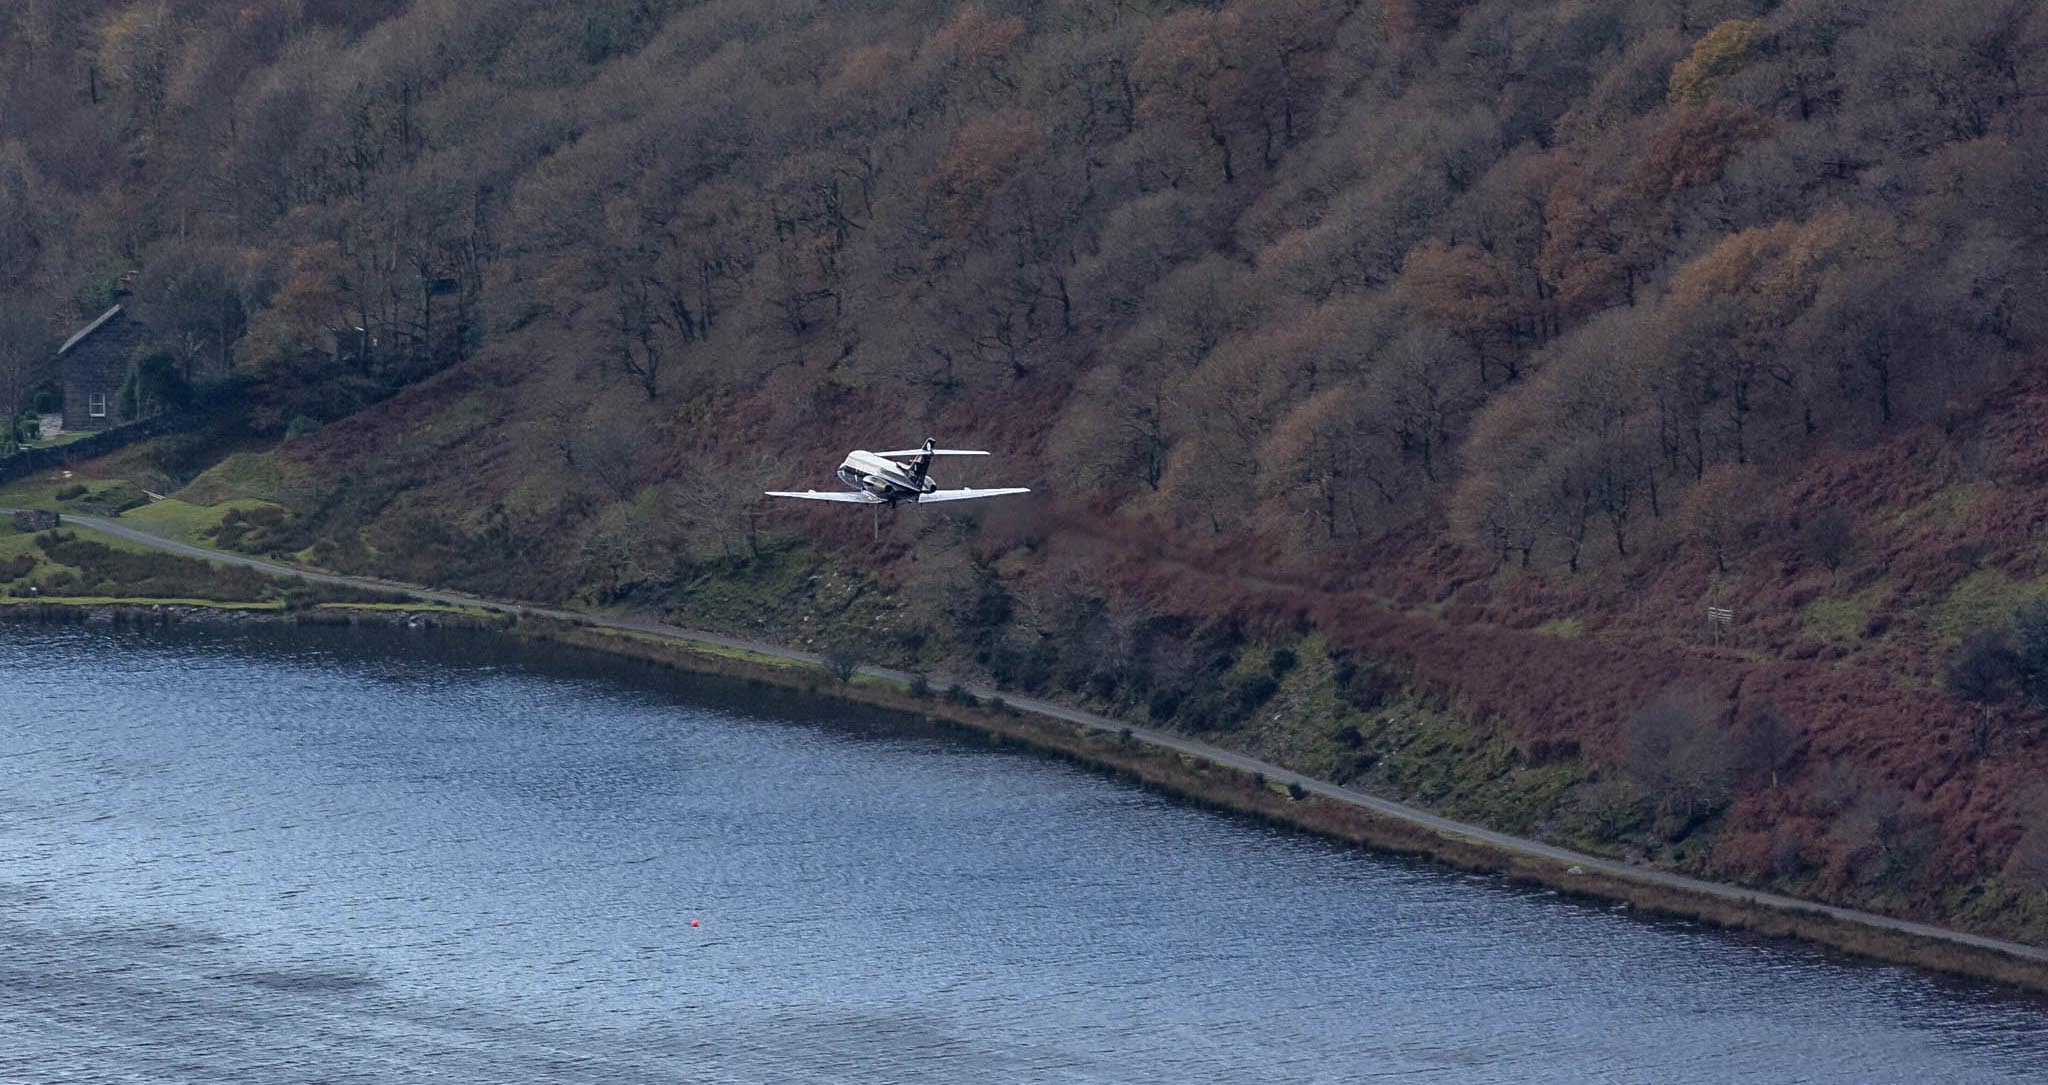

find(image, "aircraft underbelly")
[842,452,926,498]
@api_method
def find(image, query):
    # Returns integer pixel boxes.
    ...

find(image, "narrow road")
[20,507,2048,970]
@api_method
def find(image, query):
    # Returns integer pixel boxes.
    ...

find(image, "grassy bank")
[11,594,2043,995]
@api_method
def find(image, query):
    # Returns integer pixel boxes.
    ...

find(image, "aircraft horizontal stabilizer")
[916,488,1031,504]
[765,490,885,503]
[876,448,989,459]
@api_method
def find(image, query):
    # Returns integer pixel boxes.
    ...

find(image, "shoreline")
[11,594,2048,995]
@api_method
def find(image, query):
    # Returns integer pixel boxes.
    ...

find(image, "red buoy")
[690,919,700,928]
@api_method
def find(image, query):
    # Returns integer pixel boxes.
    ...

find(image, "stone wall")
[0,414,185,486]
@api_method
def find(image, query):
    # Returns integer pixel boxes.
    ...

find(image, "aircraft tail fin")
[876,437,989,487]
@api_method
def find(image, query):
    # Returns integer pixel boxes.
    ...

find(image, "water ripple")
[1,622,2045,1083]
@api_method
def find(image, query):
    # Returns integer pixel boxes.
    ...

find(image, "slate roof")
[58,304,125,356]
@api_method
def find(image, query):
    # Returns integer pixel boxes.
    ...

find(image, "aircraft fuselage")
[836,450,938,503]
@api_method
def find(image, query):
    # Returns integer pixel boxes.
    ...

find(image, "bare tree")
[134,245,248,383]
[1801,507,1857,574]
[2010,799,2048,889]
[1733,708,1800,791]
[1946,629,2016,741]
[1679,462,1766,571]
[1831,787,1937,887]
[0,302,52,452]
[1626,689,1735,823]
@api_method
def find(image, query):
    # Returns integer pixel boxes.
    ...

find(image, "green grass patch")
[1533,616,1582,637]
[584,626,806,670]
[0,526,61,582]
[72,480,149,515]
[1802,582,1890,643]
[424,394,499,448]
[1365,705,1579,833]
[1228,643,1274,678]
[0,474,148,516]
[1926,568,2048,645]
[1246,639,1597,839]
[312,601,492,617]
[0,475,69,508]
[2,530,296,603]
[1890,481,1989,536]
[118,497,288,549]
[1,519,164,561]
[1945,878,2048,948]
[662,546,819,627]
[662,542,896,645]
[20,431,92,448]
[0,595,282,609]
[177,451,312,507]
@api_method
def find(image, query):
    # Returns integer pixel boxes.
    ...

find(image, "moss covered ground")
[118,497,288,548]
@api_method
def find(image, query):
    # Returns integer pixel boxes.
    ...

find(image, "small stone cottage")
[55,303,147,432]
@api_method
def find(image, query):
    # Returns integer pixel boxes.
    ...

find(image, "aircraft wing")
[764,490,885,503]
[916,487,1030,504]
[877,448,988,459]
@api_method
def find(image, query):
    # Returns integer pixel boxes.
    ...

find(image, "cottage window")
[88,392,107,418]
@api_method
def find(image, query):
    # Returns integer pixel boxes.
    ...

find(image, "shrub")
[1800,508,1857,573]
[1947,629,2017,705]
[1523,738,1581,767]
[1286,781,1309,801]
[31,530,284,602]
[117,351,191,419]
[54,483,86,501]
[74,482,149,515]
[1732,709,1800,790]
[1334,659,1396,712]
[1625,689,1734,822]
[985,696,1011,715]
[0,554,34,581]
[1147,688,1182,721]
[1575,779,1650,842]
[1269,648,1298,676]
[284,415,322,439]
[823,648,860,683]
[1831,787,1938,888]
[210,505,292,553]
[944,683,978,707]
[1234,673,1280,713]
[908,673,931,699]
[1177,691,1225,730]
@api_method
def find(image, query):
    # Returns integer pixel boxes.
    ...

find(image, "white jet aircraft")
[765,438,1029,506]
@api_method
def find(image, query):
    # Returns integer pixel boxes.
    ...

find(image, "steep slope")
[6,0,2048,940]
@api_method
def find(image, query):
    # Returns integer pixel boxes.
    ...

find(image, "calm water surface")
[1,621,2044,1083]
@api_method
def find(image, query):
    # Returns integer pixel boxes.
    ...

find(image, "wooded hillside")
[7,0,2048,940]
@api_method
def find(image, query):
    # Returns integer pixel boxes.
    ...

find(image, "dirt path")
[20,507,2048,970]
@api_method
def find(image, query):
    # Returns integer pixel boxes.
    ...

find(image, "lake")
[2,621,2044,1082]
